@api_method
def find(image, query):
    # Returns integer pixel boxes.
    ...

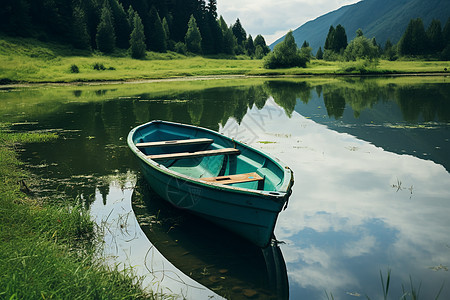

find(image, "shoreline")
[1,72,449,89]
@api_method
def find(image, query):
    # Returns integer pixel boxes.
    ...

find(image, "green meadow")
[1,36,449,84]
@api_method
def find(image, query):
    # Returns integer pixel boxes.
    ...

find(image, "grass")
[325,268,444,300]
[0,124,162,299]
[1,35,450,84]
[0,35,261,83]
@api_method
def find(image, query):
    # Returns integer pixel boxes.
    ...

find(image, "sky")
[217,0,360,45]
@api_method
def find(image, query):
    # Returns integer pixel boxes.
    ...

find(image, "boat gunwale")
[127,120,294,201]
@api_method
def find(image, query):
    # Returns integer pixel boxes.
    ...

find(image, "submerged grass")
[0,125,160,299]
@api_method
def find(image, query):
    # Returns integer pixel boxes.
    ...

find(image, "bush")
[323,49,342,61]
[93,63,106,70]
[70,64,79,73]
[343,36,379,61]
[174,42,187,55]
[263,31,309,69]
[339,59,379,74]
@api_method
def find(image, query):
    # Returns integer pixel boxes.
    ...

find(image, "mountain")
[270,0,450,53]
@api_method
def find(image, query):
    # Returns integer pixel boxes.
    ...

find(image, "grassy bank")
[0,124,159,299]
[1,36,449,84]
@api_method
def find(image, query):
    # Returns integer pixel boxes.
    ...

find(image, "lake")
[1,76,449,299]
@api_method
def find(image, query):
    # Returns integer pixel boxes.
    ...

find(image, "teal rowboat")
[127,120,294,248]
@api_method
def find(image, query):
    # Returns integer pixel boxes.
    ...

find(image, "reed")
[324,268,444,300]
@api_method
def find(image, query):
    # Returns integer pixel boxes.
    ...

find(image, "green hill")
[271,0,450,52]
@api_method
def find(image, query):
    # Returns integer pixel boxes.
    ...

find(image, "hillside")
[271,0,450,53]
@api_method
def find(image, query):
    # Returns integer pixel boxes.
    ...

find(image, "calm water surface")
[1,77,449,299]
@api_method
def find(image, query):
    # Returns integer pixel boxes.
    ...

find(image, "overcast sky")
[217,0,360,45]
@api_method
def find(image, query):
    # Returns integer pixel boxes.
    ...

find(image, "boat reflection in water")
[132,178,289,300]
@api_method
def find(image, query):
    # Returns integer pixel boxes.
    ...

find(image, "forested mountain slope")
[271,0,450,52]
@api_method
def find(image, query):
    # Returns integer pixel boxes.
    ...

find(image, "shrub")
[93,63,106,70]
[323,49,342,61]
[70,64,79,73]
[343,36,379,61]
[174,42,187,55]
[339,59,379,74]
[263,31,309,69]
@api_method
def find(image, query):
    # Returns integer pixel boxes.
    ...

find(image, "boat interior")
[135,129,284,192]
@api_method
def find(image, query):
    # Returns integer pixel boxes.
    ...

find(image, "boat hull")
[128,120,294,248]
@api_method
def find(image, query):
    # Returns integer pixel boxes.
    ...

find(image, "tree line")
[265,16,450,69]
[316,17,450,61]
[0,0,270,59]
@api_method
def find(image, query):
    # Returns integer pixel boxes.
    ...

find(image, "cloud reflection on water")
[89,174,223,300]
[221,99,450,299]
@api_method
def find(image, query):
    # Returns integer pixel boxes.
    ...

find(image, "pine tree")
[219,15,228,33]
[200,17,214,55]
[72,6,91,50]
[300,40,312,60]
[96,4,116,53]
[254,34,270,56]
[232,18,247,45]
[206,0,218,19]
[33,0,71,37]
[205,1,222,54]
[316,47,323,59]
[162,17,170,45]
[222,26,236,55]
[129,12,146,59]
[383,39,397,61]
[399,18,428,56]
[1,0,31,36]
[427,19,444,54]
[444,17,450,46]
[245,35,255,56]
[108,0,130,49]
[209,17,223,54]
[80,0,102,49]
[333,24,347,53]
[218,16,235,54]
[147,6,166,52]
[127,6,136,29]
[185,14,202,54]
[324,26,335,50]
[356,28,364,37]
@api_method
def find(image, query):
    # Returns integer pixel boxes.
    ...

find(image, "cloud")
[217,0,360,44]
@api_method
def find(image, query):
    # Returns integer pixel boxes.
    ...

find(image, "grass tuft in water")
[324,290,335,300]
[380,268,391,300]
[401,276,422,300]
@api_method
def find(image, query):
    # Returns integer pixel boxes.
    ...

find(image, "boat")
[127,120,294,248]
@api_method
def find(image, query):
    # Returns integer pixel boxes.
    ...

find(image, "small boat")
[127,120,294,248]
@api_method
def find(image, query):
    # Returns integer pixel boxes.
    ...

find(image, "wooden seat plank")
[148,148,240,160]
[201,172,263,185]
[137,138,213,148]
